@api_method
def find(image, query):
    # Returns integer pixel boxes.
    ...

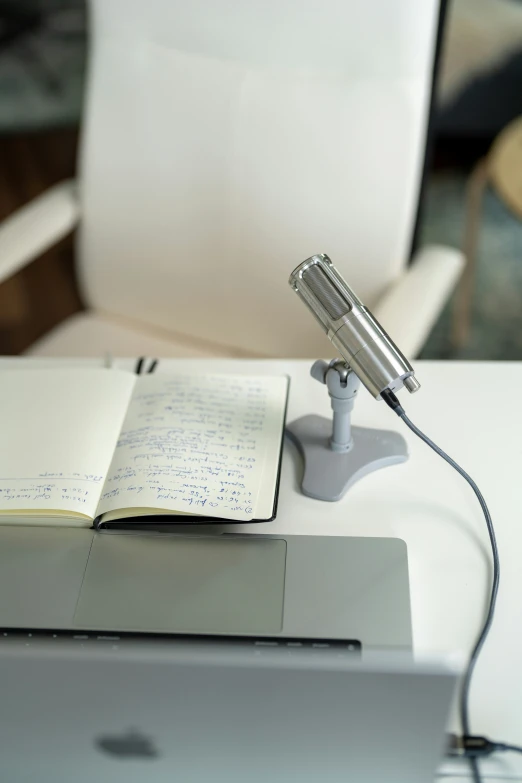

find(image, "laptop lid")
[0,635,457,783]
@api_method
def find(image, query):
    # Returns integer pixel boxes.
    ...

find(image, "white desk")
[2,357,521,781]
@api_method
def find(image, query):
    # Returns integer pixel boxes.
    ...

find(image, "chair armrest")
[373,245,465,359]
[0,179,80,284]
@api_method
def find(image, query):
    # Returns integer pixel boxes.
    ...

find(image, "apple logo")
[95,729,160,760]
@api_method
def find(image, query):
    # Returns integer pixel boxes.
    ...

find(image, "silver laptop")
[0,527,411,649]
[0,634,457,783]
[0,528,454,781]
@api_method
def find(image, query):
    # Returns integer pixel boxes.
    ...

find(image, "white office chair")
[0,0,463,360]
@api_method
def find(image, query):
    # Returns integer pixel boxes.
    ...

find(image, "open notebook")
[0,369,289,528]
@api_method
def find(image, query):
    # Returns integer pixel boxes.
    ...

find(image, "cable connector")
[380,388,405,416]
[447,734,522,759]
[447,734,497,758]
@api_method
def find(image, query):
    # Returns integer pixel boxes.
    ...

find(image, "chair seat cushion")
[26,311,240,358]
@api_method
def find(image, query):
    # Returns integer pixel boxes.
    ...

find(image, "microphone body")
[289,254,420,399]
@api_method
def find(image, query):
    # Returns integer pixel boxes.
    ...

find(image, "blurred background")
[0,0,522,358]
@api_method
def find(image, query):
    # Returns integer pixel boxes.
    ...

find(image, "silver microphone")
[289,254,420,399]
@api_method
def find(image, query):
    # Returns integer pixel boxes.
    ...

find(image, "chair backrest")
[78,0,440,357]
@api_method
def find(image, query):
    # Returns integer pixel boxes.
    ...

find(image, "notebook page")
[96,373,288,522]
[0,369,136,519]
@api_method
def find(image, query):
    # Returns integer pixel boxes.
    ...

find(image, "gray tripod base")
[287,360,408,502]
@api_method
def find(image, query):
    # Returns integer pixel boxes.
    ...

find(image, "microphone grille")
[302,264,351,320]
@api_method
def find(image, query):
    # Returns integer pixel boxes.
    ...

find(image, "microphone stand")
[286,359,408,502]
